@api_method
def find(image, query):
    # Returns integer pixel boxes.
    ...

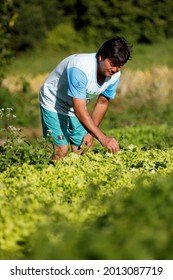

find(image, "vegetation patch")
[0,115,173,259]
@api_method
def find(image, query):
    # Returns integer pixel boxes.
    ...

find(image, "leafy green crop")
[0,142,173,259]
[0,105,173,260]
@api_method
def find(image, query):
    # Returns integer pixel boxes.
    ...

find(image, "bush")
[45,23,85,53]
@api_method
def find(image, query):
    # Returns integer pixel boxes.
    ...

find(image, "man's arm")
[72,97,119,153]
[91,94,110,126]
[82,94,109,148]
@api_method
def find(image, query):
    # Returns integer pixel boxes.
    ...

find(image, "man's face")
[98,55,123,77]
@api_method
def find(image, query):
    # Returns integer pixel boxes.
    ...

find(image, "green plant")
[0,147,173,259]
[0,108,53,171]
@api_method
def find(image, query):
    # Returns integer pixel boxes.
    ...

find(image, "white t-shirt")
[39,53,120,116]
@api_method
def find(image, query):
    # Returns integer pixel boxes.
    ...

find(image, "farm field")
[0,123,173,260]
[0,41,173,260]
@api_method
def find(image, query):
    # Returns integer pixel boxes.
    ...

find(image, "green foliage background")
[1,0,173,55]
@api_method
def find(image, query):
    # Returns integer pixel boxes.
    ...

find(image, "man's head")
[96,36,132,67]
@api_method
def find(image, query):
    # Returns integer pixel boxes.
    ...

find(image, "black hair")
[96,36,132,66]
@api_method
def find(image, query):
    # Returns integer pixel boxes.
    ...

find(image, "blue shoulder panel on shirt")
[67,67,88,98]
[102,78,120,99]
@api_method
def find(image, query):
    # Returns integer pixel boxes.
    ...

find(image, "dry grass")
[116,66,173,111]
[119,67,172,98]
[3,66,173,98]
[2,67,173,119]
[2,73,48,93]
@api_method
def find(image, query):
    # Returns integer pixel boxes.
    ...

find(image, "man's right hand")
[101,136,120,154]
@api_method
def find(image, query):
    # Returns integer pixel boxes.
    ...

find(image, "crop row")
[0,135,173,259]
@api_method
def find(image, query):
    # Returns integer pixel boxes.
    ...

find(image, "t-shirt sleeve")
[67,67,88,98]
[102,77,120,99]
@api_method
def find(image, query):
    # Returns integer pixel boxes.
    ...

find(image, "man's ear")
[98,55,102,62]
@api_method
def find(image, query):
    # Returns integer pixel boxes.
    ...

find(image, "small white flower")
[8,125,17,131]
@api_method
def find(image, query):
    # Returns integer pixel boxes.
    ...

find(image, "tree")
[9,0,76,52]
[74,0,173,45]
[9,2,47,51]
[0,0,15,82]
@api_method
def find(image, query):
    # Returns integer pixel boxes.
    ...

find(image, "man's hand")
[82,133,94,149]
[72,98,119,154]
[101,136,119,154]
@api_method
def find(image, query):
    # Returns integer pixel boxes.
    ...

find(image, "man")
[39,36,132,159]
